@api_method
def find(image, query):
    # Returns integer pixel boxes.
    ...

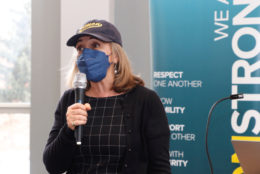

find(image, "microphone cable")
[205,94,243,174]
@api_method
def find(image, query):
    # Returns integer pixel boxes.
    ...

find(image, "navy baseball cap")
[66,19,122,47]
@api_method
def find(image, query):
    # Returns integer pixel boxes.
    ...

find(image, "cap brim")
[66,32,112,47]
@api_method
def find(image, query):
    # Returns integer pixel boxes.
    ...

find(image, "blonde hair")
[66,42,144,92]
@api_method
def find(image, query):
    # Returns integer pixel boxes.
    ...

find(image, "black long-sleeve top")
[43,85,171,174]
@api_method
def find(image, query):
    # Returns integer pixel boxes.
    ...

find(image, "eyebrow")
[76,36,98,47]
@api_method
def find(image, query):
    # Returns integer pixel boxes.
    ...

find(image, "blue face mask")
[77,48,111,82]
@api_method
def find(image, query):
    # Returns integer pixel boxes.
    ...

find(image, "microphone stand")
[205,94,243,174]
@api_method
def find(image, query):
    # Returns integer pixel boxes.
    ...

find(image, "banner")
[150,0,260,173]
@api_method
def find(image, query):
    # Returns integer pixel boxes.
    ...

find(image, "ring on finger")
[72,121,76,127]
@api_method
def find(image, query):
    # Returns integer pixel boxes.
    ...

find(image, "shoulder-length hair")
[66,42,144,93]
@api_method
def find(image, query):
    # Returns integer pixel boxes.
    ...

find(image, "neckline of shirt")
[85,92,127,99]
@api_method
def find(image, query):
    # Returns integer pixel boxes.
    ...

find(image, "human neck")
[86,77,119,98]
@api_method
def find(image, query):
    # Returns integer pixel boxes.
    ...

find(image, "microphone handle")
[74,87,85,145]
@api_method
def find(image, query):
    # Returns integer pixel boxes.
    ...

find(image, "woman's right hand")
[66,103,91,130]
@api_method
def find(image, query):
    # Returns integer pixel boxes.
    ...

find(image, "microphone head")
[230,93,244,100]
[74,73,87,88]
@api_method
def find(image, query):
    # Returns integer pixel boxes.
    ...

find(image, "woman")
[43,19,171,174]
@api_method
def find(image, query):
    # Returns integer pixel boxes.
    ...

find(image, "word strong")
[231,0,260,173]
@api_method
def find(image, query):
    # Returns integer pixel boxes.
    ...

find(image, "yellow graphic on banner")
[232,167,243,174]
[79,22,102,33]
[231,153,239,163]
[231,153,243,173]
[232,136,260,142]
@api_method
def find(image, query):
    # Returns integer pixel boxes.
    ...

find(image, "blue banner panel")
[150,0,260,173]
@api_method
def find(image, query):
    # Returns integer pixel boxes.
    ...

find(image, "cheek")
[103,44,112,56]
[104,49,113,62]
[108,56,113,63]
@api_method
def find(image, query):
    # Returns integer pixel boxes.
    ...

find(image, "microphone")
[229,93,244,100]
[73,73,87,145]
[205,93,244,174]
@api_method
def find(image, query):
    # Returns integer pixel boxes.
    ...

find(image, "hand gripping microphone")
[73,73,87,145]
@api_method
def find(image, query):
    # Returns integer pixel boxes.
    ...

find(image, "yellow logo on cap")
[78,22,103,33]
